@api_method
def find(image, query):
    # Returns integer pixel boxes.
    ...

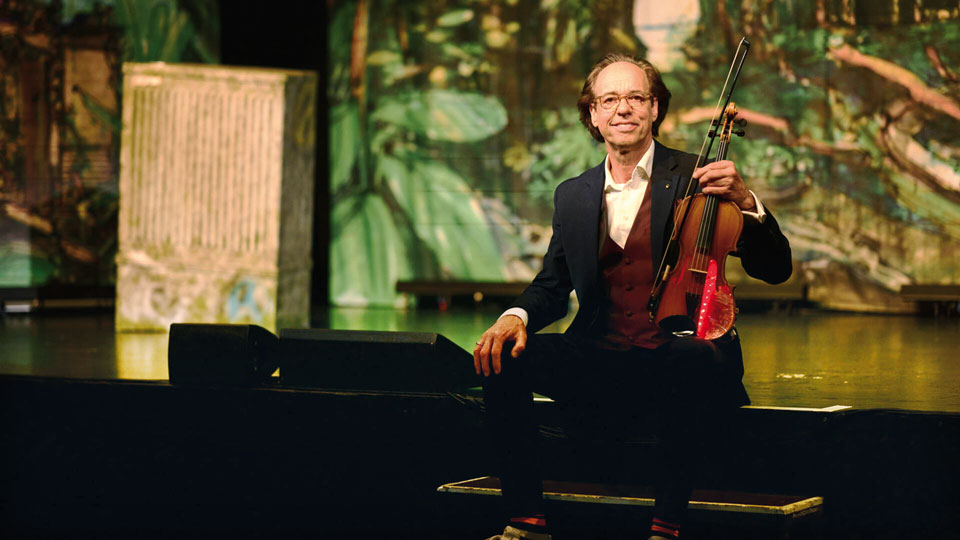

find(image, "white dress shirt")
[601,142,656,249]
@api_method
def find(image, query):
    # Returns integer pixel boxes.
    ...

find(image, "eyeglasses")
[594,92,654,111]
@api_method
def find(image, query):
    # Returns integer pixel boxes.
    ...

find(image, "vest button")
[625,284,633,291]
[626,311,634,318]
[624,257,632,265]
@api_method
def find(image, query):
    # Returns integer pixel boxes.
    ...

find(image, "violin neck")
[694,131,731,254]
[696,195,721,255]
[715,130,730,163]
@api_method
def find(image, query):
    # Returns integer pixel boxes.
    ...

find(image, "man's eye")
[627,94,646,104]
[601,96,618,106]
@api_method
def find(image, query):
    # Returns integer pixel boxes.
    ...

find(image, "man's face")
[589,62,658,154]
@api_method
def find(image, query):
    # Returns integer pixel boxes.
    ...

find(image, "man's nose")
[616,97,632,114]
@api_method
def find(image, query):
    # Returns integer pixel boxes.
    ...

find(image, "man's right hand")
[473,315,527,377]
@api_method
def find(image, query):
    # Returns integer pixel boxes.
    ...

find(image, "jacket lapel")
[577,160,605,289]
[649,141,682,270]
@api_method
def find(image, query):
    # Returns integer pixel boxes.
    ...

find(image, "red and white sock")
[508,513,548,534]
[650,516,680,538]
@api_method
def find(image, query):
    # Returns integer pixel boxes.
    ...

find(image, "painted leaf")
[371,90,507,142]
[437,9,474,27]
[382,155,505,280]
[329,102,360,193]
[114,0,195,62]
[367,50,402,66]
[330,194,412,307]
[79,90,121,135]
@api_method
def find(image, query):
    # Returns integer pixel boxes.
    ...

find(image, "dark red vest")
[597,182,668,349]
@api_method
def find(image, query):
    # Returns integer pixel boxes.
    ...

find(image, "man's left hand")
[692,160,756,212]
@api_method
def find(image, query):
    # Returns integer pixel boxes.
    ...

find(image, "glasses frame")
[593,92,655,111]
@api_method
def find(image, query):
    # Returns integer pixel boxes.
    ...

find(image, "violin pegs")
[734,129,745,137]
[708,130,717,137]
[734,118,747,127]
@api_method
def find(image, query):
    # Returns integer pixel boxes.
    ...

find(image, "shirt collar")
[603,142,655,192]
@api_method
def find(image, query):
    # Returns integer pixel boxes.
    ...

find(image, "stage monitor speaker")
[279,329,477,392]
[168,323,279,385]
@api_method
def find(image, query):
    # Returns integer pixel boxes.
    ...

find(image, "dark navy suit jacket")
[509,140,793,406]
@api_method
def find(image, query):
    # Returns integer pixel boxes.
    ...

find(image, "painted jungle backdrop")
[3,1,959,313]
[329,0,960,312]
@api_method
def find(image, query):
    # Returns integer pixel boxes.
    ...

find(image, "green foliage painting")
[329,0,960,311]
[330,0,531,306]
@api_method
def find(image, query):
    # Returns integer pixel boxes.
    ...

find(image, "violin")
[651,105,745,339]
[647,38,750,340]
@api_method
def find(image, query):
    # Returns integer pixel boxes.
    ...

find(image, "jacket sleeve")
[508,187,575,334]
[735,209,793,284]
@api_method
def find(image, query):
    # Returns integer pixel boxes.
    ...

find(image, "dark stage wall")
[2,376,958,539]
[219,2,329,308]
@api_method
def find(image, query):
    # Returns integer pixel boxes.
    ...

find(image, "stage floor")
[1,308,958,412]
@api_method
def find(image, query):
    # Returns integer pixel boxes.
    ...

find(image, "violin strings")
[690,128,729,297]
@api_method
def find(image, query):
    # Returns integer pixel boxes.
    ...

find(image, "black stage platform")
[2,312,959,539]
[3,380,959,539]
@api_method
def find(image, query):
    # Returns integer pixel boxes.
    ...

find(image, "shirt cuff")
[742,190,767,224]
[499,307,529,327]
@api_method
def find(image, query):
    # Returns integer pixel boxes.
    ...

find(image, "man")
[473,53,792,540]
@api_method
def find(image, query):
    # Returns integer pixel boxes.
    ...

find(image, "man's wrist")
[741,190,767,224]
[499,307,529,327]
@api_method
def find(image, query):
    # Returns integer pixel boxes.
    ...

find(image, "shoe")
[484,525,552,540]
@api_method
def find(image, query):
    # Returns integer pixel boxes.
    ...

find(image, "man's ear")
[652,98,658,122]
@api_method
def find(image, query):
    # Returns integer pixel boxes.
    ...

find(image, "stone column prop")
[117,62,316,332]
